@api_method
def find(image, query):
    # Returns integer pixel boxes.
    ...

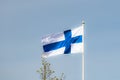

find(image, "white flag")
[41,25,84,58]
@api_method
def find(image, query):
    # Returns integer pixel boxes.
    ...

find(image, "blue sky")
[0,0,120,80]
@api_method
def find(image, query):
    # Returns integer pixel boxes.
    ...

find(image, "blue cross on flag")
[41,25,84,58]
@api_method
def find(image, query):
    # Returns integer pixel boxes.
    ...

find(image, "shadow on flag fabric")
[41,25,84,58]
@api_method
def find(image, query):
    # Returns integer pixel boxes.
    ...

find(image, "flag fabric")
[41,25,84,58]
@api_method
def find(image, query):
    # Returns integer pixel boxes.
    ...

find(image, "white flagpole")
[82,20,85,80]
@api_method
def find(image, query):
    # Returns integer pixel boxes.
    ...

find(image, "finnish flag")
[41,25,84,58]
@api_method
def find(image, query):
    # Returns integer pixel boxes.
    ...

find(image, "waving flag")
[41,25,84,58]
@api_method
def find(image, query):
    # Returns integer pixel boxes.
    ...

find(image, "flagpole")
[82,20,85,80]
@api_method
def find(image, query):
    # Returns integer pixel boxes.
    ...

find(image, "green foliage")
[37,58,65,80]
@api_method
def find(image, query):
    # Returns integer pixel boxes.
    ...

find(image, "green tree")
[37,58,65,80]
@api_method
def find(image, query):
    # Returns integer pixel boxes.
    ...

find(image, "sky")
[0,0,120,80]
